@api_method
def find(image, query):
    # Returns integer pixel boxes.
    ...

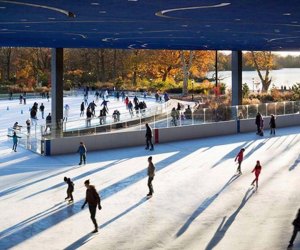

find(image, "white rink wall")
[47,113,300,155]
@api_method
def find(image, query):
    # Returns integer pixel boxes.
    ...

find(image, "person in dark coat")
[255,112,262,134]
[288,209,300,248]
[81,179,102,233]
[77,141,87,165]
[147,156,155,197]
[64,177,74,202]
[80,102,85,117]
[44,113,51,133]
[145,123,154,151]
[269,114,276,135]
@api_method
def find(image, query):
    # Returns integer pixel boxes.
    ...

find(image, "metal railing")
[8,100,300,154]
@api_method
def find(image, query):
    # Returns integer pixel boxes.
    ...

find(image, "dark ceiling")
[0,0,300,51]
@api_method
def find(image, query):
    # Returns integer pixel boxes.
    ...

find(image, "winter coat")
[145,126,152,138]
[85,186,101,206]
[252,165,262,176]
[77,145,87,155]
[235,151,244,162]
[66,178,74,192]
[269,117,276,128]
[148,162,155,177]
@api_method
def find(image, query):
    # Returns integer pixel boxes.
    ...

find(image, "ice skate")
[91,228,98,233]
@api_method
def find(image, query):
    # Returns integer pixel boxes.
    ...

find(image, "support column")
[231,50,242,106]
[51,48,64,135]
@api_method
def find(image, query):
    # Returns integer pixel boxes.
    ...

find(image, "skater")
[44,113,51,133]
[39,103,45,119]
[146,156,155,197]
[288,209,300,249]
[86,107,92,127]
[81,179,102,233]
[63,104,70,122]
[235,148,245,174]
[80,102,85,117]
[26,119,31,134]
[77,141,87,165]
[269,114,276,135]
[13,122,22,131]
[7,131,21,152]
[250,160,262,189]
[145,123,154,151]
[64,177,74,202]
[255,112,263,135]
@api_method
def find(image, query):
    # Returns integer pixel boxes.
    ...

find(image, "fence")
[9,100,300,155]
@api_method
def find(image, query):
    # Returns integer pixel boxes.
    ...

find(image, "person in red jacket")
[251,160,262,188]
[81,179,102,233]
[235,148,245,174]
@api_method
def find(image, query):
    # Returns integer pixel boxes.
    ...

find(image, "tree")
[180,50,194,96]
[244,51,276,92]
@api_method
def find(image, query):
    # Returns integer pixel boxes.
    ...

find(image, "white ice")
[0,94,300,250]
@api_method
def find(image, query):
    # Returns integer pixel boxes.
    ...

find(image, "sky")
[221,50,300,56]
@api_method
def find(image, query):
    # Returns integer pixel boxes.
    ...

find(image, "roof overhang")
[0,1,300,51]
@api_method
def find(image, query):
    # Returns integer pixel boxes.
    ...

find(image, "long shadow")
[23,160,120,200]
[211,142,250,168]
[0,167,75,198]
[0,150,187,249]
[176,174,240,237]
[205,187,255,250]
[243,138,270,160]
[289,154,300,171]
[64,198,147,250]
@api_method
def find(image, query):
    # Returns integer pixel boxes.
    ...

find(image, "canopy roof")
[0,0,300,51]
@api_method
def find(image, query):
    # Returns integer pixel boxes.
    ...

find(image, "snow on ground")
[0,108,300,250]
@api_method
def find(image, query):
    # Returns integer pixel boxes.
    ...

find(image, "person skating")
[64,177,74,203]
[235,148,245,174]
[26,119,31,134]
[288,209,300,249]
[39,103,45,119]
[250,160,262,189]
[81,180,102,233]
[44,113,51,133]
[145,123,154,151]
[80,102,85,117]
[147,156,155,197]
[269,114,276,135]
[7,131,21,152]
[77,141,87,165]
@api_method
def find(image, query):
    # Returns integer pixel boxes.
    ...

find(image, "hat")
[84,179,90,185]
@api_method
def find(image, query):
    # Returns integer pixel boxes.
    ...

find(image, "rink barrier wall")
[45,113,300,155]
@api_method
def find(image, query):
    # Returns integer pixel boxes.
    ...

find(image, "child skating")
[64,177,74,203]
[235,148,245,174]
[250,160,262,189]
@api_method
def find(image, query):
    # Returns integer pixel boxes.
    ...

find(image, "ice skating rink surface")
[0,117,300,249]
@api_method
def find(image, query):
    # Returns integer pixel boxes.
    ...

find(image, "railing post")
[204,108,206,123]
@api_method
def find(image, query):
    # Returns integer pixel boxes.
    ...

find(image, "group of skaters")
[170,103,193,126]
[255,112,276,136]
[234,146,300,248]
[62,140,155,233]
[80,91,152,127]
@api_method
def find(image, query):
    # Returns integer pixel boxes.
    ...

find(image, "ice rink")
[0,95,300,250]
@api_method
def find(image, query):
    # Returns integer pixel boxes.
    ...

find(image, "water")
[207,68,300,90]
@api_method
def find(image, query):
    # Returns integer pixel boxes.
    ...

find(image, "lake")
[207,68,300,90]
